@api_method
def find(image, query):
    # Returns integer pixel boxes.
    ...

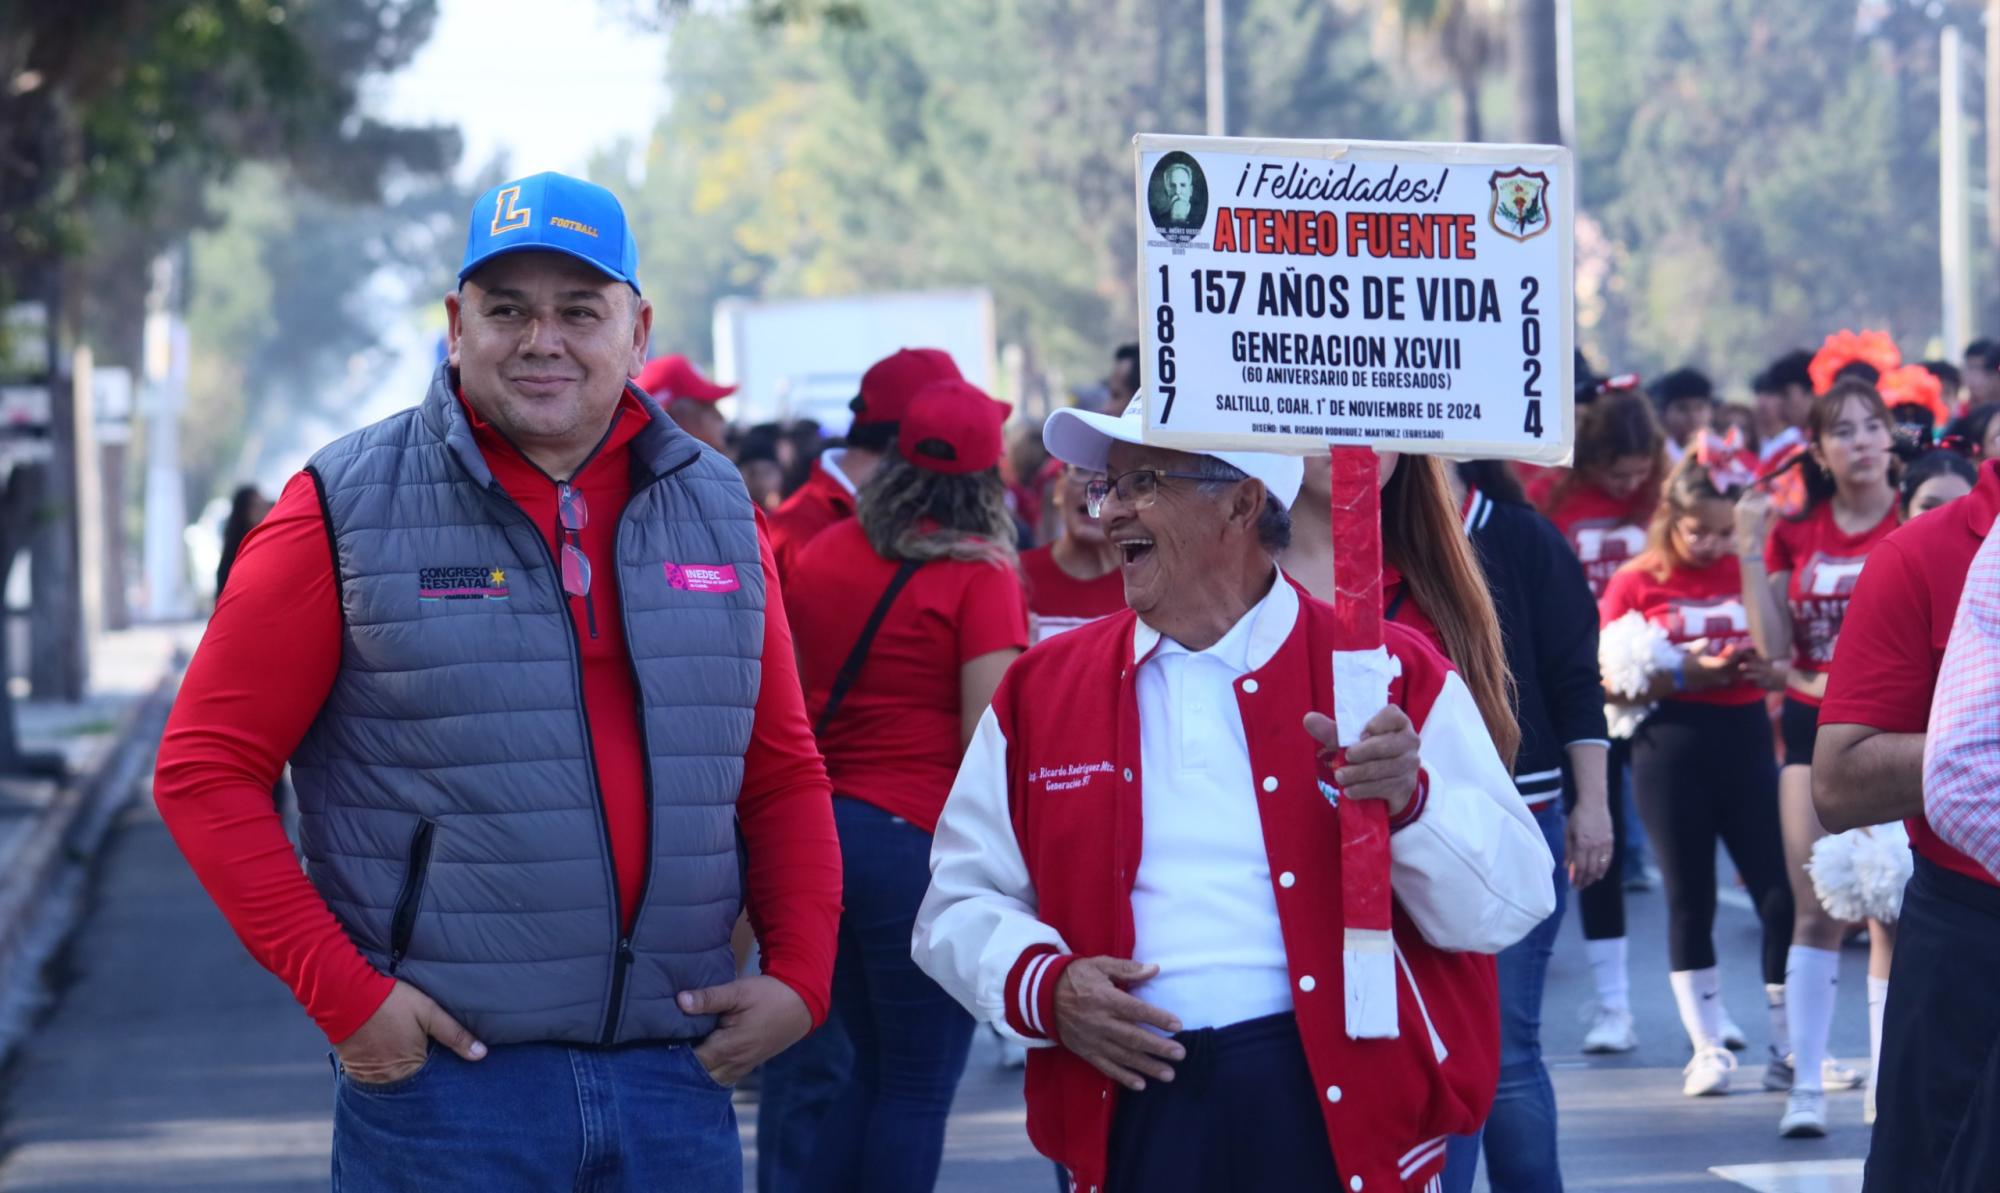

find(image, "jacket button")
[1261,776,1278,793]
[1123,768,1134,782]
[1242,678,1259,693]
[1299,975,1316,992]
[1325,1084,1342,1103]
[1279,871,1296,888]
[1350,1178,1363,1191]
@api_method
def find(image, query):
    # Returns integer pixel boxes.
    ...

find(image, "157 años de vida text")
[1149,161,1552,441]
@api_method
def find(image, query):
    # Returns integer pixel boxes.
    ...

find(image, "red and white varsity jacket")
[913,584,1556,1192]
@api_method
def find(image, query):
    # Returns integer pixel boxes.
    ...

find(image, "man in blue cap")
[154,172,843,1189]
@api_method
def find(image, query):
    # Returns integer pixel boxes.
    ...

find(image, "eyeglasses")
[1083,468,1226,517]
[558,482,590,598]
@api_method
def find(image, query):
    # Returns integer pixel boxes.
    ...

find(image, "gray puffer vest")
[291,363,764,1046]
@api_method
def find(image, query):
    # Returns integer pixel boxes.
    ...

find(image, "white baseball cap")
[1043,395,1305,508]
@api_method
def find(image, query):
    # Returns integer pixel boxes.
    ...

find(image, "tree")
[1341,0,1505,142]
[608,0,1428,394]
[0,0,453,761]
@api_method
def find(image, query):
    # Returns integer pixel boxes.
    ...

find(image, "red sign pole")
[1326,445,1398,1039]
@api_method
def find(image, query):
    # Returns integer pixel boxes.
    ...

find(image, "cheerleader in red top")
[1532,387,1670,1055]
[1735,379,1900,1136]
[1018,465,1127,643]
[1599,447,1794,1099]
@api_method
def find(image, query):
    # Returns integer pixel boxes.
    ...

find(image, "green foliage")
[1574,0,1979,380]
[610,0,1424,386]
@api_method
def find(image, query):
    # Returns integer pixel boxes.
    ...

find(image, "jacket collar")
[1130,565,1297,670]
[419,361,706,488]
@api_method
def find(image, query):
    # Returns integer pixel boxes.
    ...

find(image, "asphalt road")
[0,776,1876,1193]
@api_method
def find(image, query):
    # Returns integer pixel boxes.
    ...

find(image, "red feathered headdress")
[1808,329,1902,395]
[1878,364,1950,430]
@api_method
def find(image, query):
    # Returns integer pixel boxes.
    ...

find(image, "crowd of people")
[161,171,2000,1193]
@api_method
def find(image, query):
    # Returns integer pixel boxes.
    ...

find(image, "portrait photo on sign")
[1146,151,1208,243]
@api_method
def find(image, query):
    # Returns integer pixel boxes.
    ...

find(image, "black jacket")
[1461,487,1608,803]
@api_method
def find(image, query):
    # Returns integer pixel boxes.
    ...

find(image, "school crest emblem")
[1488,169,1552,242]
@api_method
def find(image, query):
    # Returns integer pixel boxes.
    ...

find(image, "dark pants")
[755,1014,852,1192]
[1864,857,2000,1193]
[1632,701,1793,984]
[1105,1012,1341,1193]
[1573,741,1628,940]
[331,1041,738,1193]
[800,797,974,1193]
[1442,801,1568,1193]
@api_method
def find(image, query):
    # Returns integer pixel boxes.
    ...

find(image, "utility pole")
[1945,26,1973,360]
[1511,0,1563,145]
[1205,0,1227,137]
[141,252,191,622]
[1987,0,1999,253]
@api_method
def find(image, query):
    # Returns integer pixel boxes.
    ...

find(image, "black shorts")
[1781,695,1818,767]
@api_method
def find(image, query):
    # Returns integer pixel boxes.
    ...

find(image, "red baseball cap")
[850,348,961,427]
[635,355,736,403]
[900,380,1010,475]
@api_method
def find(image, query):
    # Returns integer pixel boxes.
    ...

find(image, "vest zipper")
[600,461,703,1043]
[387,818,438,975]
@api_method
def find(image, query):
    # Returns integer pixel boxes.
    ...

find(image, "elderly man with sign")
[913,392,1555,1192]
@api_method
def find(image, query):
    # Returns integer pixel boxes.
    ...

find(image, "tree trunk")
[1511,0,1563,145]
[1457,72,1484,142]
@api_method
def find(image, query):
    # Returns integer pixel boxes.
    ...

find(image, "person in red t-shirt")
[1019,464,1125,643]
[1815,451,2000,1191]
[783,378,1029,1191]
[1600,447,1795,1099]
[1735,379,1899,1135]
[1533,388,1670,1054]
[767,348,963,581]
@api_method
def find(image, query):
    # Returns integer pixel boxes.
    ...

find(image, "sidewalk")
[0,623,198,1074]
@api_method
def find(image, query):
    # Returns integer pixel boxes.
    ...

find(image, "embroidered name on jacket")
[419,566,511,601]
[1030,761,1115,792]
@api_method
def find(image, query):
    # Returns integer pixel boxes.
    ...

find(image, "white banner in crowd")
[1133,134,1576,464]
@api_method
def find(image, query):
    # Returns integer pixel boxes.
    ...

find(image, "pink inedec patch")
[664,562,741,594]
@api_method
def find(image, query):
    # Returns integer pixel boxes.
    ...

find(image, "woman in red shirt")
[1018,464,1126,643]
[1736,378,1899,1136]
[785,379,1029,1192]
[1600,447,1794,1100]
[1535,388,1670,1056]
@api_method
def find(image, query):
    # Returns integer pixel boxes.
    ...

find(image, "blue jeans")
[331,1040,739,1192]
[1442,801,1568,1193]
[801,797,975,1192]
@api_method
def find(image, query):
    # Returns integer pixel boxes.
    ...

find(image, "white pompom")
[1809,824,1914,923]
[1598,611,1681,738]
[1808,831,1868,922]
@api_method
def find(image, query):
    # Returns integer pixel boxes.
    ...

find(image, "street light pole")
[1205,0,1227,137]
[1945,26,1972,360]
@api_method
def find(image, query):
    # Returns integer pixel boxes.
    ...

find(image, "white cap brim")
[1043,399,1304,509]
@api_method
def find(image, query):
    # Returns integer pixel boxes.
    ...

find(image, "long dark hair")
[216,485,269,596]
[1383,455,1520,765]
[1454,460,1528,506]
[1549,390,1667,518]
[1899,449,1979,517]
[857,455,1016,567]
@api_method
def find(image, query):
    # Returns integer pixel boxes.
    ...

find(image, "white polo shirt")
[1127,576,1299,1030]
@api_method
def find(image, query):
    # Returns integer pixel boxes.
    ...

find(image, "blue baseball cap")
[459,172,641,293]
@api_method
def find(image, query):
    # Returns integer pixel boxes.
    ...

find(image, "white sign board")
[1134,134,1575,463]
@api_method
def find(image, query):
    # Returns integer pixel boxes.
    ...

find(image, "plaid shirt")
[1925,525,2000,882]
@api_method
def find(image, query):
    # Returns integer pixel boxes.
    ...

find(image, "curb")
[0,663,184,1072]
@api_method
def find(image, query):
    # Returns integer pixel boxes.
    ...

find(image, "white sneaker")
[1780,1088,1828,1137]
[1823,1057,1865,1091]
[990,1023,1028,1070]
[1684,1045,1738,1097]
[1581,1003,1638,1054]
[1718,1010,1748,1051]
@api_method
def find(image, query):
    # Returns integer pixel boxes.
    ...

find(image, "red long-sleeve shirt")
[155,393,841,1044]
